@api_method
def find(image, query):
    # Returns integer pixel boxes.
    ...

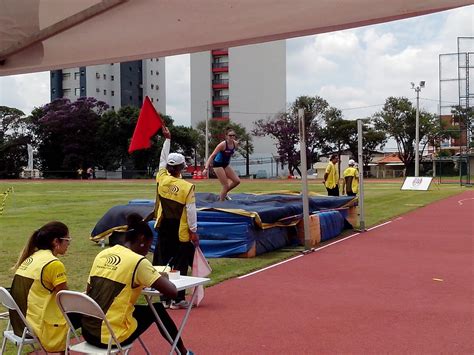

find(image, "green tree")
[336,119,387,168]
[97,106,139,170]
[451,105,474,149]
[28,97,109,175]
[0,106,30,178]
[253,95,329,175]
[320,108,346,156]
[373,97,439,175]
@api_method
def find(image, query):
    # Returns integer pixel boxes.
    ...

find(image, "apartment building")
[50,58,166,113]
[190,41,286,159]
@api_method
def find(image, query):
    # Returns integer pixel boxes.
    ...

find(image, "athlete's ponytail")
[13,221,69,270]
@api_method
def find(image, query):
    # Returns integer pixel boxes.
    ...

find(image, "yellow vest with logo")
[155,168,195,242]
[10,249,68,352]
[84,245,159,344]
[343,167,359,193]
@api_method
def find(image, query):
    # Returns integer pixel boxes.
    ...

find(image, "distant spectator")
[87,167,94,179]
[343,159,359,196]
[323,154,339,196]
[77,168,83,180]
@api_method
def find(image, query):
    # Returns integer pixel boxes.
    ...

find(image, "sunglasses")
[60,237,72,243]
[228,134,236,137]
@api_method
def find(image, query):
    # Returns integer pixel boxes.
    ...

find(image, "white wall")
[142,58,166,114]
[60,68,77,100]
[85,63,121,109]
[190,51,212,128]
[229,40,286,155]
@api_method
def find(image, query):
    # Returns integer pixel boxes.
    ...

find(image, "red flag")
[128,96,163,153]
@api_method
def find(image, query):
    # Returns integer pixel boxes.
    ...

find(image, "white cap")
[348,159,356,166]
[167,153,187,167]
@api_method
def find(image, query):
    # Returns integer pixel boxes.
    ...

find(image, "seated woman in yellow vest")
[82,213,192,355]
[10,221,76,353]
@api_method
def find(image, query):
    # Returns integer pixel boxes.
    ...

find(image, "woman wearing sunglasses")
[9,221,75,353]
[203,127,241,201]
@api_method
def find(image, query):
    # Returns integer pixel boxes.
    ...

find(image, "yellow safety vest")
[155,168,195,242]
[10,249,68,352]
[343,167,359,194]
[84,245,160,344]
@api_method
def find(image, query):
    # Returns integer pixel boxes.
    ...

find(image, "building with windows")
[50,58,165,113]
[190,41,286,164]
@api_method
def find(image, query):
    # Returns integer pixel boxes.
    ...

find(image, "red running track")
[139,191,473,354]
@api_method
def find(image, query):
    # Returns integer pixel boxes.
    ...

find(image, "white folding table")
[142,276,210,355]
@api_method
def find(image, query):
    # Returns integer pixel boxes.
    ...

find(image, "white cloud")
[165,54,190,126]
[313,31,360,57]
[287,5,474,120]
[0,72,49,115]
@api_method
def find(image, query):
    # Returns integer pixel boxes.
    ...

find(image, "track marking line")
[238,255,304,279]
[367,220,392,231]
[239,220,395,280]
[458,197,474,206]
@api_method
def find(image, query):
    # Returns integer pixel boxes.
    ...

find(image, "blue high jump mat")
[91,192,357,258]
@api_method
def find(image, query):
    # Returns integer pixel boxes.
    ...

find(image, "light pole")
[411,81,425,177]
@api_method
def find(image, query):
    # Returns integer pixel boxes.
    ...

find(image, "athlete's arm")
[233,138,239,149]
[203,141,225,171]
[157,127,171,170]
[151,275,178,299]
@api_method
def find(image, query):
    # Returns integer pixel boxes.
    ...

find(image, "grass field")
[0,178,467,354]
[0,178,465,290]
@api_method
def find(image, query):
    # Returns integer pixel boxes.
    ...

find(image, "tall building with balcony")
[191,41,286,160]
[50,58,166,113]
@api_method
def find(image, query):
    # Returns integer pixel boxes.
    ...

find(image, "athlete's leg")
[213,167,230,201]
[224,166,240,196]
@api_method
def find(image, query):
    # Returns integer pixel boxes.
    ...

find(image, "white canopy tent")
[0,0,472,76]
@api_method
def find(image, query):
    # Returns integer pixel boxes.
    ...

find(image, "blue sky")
[1,6,473,130]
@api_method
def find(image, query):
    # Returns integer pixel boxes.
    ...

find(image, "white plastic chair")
[0,286,46,355]
[56,290,134,354]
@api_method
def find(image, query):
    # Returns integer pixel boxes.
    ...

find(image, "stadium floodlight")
[410,81,425,177]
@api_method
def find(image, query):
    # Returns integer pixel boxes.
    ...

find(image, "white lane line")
[458,197,474,206]
[238,220,395,280]
[367,220,392,231]
[238,255,304,279]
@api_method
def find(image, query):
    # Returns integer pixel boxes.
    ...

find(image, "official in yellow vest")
[82,213,192,354]
[323,154,340,196]
[10,222,75,353]
[343,159,359,196]
[151,127,199,309]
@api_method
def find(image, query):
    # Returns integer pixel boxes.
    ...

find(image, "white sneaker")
[170,300,192,309]
[225,195,232,200]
